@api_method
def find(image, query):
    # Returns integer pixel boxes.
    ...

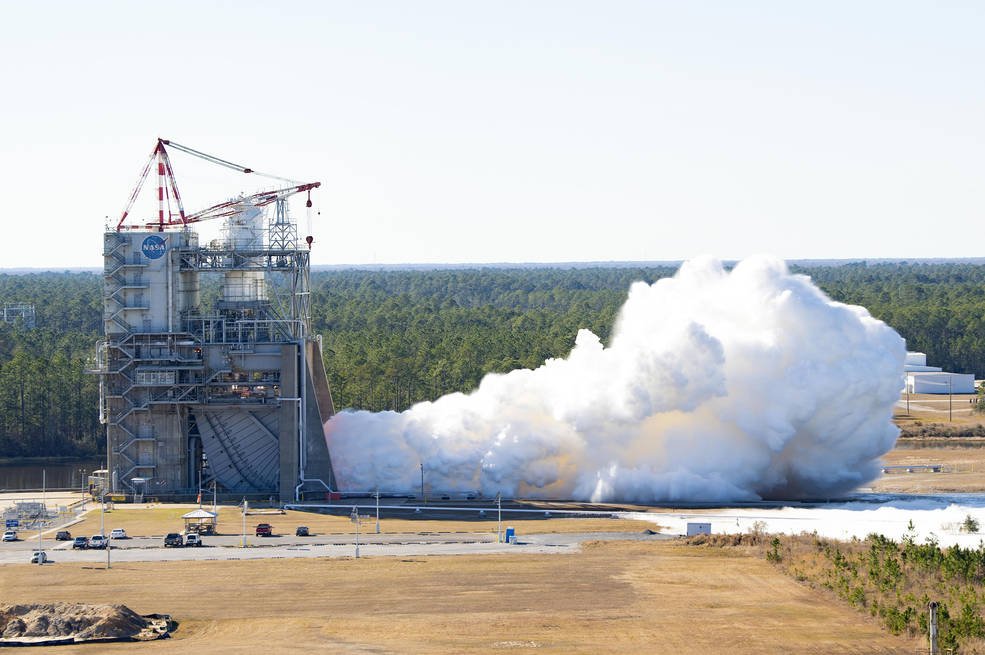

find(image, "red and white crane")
[116,138,319,248]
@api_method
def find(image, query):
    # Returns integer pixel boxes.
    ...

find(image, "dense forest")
[2,261,985,458]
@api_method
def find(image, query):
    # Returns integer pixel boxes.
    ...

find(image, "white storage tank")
[905,352,927,367]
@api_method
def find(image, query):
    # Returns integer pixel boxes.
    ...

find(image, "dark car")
[71,536,88,550]
[55,530,72,541]
[295,526,309,536]
[164,533,183,547]
[255,523,273,537]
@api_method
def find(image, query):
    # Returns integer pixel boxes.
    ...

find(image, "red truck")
[255,523,273,537]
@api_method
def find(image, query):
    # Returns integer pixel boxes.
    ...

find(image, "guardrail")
[882,465,943,473]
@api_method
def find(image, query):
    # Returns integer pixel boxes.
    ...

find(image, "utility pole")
[351,506,360,558]
[38,470,45,565]
[949,377,953,422]
[929,601,939,655]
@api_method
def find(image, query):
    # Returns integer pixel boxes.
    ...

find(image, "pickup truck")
[164,533,183,547]
[255,523,273,537]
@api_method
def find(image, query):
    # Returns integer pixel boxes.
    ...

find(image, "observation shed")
[181,508,218,535]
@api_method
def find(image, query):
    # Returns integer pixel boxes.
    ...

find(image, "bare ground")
[872,443,985,493]
[0,541,917,654]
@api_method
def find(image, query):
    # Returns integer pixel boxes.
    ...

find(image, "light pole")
[80,468,86,511]
[100,493,110,569]
[497,493,502,544]
[375,489,380,534]
[420,463,424,504]
[241,498,248,548]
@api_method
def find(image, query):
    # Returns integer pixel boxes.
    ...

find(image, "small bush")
[766,537,782,563]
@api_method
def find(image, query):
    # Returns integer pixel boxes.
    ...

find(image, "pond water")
[0,459,105,491]
[625,492,985,548]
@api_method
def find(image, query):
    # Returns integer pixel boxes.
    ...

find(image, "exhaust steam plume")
[325,256,905,502]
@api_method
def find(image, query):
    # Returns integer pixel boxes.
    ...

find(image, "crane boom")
[116,139,318,234]
[136,182,321,229]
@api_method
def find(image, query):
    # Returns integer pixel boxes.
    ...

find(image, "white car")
[31,551,47,564]
[109,528,127,539]
[88,535,107,549]
[2,530,16,542]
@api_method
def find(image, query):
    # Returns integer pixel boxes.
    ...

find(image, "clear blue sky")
[1,1,982,268]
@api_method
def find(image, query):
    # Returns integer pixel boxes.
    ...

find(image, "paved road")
[0,531,673,564]
[0,491,81,513]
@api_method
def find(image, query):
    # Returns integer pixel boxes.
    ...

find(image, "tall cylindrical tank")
[222,202,267,302]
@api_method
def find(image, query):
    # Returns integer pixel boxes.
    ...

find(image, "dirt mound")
[0,603,172,645]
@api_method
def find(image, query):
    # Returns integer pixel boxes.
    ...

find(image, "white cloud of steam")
[325,256,905,502]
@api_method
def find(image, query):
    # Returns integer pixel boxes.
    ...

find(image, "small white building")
[686,522,712,536]
[906,372,975,394]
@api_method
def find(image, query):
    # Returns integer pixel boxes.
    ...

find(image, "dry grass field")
[895,392,981,423]
[11,426,985,652]
[872,445,985,493]
[0,540,918,654]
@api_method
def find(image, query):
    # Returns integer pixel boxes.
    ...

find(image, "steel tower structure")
[92,140,336,502]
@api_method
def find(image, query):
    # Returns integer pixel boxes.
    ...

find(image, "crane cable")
[161,139,301,185]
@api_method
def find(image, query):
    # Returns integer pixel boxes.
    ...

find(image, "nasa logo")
[141,235,167,259]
